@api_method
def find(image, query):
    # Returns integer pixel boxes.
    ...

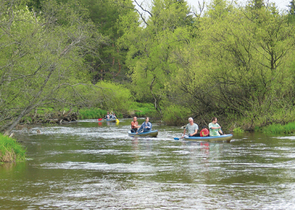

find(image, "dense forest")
[1,0,295,134]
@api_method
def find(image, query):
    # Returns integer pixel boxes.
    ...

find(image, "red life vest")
[200,128,209,137]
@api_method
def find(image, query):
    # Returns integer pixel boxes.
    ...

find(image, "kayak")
[128,130,158,137]
[182,134,233,142]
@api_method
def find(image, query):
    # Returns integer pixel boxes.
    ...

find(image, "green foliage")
[119,0,193,114]
[233,127,244,133]
[78,108,107,119]
[0,134,26,163]
[261,122,295,134]
[0,0,103,133]
[162,105,191,126]
[95,81,134,115]
[129,102,156,117]
[79,0,137,83]
[3,0,295,130]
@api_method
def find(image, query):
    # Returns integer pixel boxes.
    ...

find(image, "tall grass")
[0,134,26,163]
[129,102,156,117]
[78,108,108,119]
[262,122,295,134]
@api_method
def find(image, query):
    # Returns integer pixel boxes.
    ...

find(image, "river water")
[1,118,295,209]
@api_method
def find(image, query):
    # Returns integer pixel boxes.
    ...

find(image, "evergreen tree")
[288,0,295,15]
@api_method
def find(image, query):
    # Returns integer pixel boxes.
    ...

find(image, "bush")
[233,127,244,133]
[78,108,107,120]
[262,122,295,134]
[162,105,191,126]
[129,102,157,117]
[95,81,133,116]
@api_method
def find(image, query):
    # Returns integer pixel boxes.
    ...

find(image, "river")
[1,118,295,209]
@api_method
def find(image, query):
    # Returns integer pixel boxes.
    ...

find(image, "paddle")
[174,134,185,140]
[98,118,102,121]
[116,119,119,123]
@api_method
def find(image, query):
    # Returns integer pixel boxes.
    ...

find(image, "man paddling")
[183,117,199,137]
[209,117,223,136]
[131,116,141,133]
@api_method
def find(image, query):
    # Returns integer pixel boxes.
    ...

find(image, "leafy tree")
[174,3,295,128]
[0,0,102,134]
[79,0,137,83]
[119,0,193,116]
[206,0,233,19]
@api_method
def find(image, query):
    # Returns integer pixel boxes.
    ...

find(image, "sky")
[134,0,291,13]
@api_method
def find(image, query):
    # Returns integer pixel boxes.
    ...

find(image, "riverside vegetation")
[2,0,295,140]
[0,134,26,163]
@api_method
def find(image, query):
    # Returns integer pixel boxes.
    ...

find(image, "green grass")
[129,102,156,117]
[0,134,26,163]
[233,127,244,133]
[78,108,107,120]
[262,122,295,134]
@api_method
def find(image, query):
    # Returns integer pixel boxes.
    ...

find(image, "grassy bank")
[128,102,157,118]
[260,122,295,134]
[0,134,26,163]
[78,108,107,120]
[77,103,157,120]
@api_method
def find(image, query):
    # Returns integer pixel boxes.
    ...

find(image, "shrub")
[78,108,107,120]
[162,105,190,126]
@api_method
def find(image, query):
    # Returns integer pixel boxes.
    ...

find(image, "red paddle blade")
[98,118,102,121]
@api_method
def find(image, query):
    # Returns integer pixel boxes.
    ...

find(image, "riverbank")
[17,104,295,135]
[0,133,26,163]
[19,103,157,124]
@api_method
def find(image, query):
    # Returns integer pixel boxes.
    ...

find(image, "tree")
[288,0,295,15]
[119,0,193,116]
[173,4,295,128]
[0,0,102,134]
[79,0,137,83]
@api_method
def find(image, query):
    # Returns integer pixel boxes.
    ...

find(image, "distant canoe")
[128,130,158,137]
[106,118,117,122]
[184,134,233,142]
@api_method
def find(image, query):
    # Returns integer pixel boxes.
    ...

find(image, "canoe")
[183,134,233,142]
[128,130,158,137]
[106,118,117,122]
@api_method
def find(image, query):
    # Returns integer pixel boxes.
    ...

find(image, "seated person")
[183,117,200,137]
[131,116,140,133]
[137,117,152,133]
[112,112,117,119]
[105,112,110,119]
[209,117,223,136]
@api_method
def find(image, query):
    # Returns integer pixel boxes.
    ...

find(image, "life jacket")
[200,128,209,137]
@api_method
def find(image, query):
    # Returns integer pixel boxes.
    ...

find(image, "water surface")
[1,119,295,209]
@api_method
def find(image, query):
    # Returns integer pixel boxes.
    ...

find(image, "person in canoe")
[183,117,200,137]
[112,112,117,119]
[131,116,141,133]
[208,117,223,136]
[137,117,152,134]
[105,112,110,119]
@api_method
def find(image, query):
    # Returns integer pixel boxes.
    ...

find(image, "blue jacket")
[138,122,152,132]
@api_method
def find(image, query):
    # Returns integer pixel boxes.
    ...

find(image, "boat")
[128,130,158,137]
[106,118,117,122]
[182,134,233,142]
